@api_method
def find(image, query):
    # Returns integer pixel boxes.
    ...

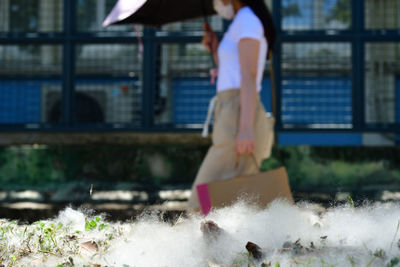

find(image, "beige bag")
[196,154,293,215]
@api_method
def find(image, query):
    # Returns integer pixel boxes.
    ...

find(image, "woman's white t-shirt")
[217,6,268,93]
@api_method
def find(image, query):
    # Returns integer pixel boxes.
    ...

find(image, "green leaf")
[35,221,45,228]
[346,196,355,209]
[90,220,97,228]
[348,255,356,266]
[95,217,101,222]
[387,257,400,267]
[374,249,385,259]
[11,255,17,262]
[85,218,98,231]
[85,221,91,232]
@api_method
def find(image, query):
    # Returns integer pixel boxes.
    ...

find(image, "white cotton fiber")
[56,207,87,232]
[3,200,400,266]
[103,200,400,267]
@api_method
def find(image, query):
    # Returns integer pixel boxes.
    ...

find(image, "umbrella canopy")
[103,0,216,27]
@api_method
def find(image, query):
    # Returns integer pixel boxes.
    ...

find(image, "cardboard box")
[196,167,293,215]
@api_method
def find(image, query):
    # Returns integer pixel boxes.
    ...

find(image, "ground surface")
[1,200,400,266]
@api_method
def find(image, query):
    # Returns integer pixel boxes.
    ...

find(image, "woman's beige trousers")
[187,89,275,210]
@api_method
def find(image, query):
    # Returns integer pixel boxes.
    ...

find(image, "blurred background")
[0,0,400,221]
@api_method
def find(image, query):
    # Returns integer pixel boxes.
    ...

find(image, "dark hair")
[240,0,276,60]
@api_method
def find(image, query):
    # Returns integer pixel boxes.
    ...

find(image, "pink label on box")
[196,184,211,215]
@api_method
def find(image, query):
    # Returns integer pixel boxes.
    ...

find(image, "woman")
[187,0,276,211]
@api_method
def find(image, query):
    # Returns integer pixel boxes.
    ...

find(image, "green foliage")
[34,220,60,252]
[1,144,400,192]
[329,0,351,24]
[85,217,108,232]
[261,146,400,190]
[85,219,97,231]
[231,252,254,266]
[282,2,301,18]
[346,196,355,209]
[0,211,117,266]
[348,255,356,266]
[10,255,17,264]
[99,223,107,231]
[387,257,400,267]
[0,145,207,187]
[0,146,64,186]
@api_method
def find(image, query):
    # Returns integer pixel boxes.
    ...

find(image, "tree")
[282,1,301,18]
[329,0,351,24]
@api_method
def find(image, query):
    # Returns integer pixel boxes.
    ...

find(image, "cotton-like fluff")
[105,200,400,267]
[105,200,319,266]
[321,202,400,251]
[57,207,87,232]
[4,200,400,266]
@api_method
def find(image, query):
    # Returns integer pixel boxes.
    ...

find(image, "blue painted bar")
[173,76,351,127]
[0,81,42,123]
[172,78,216,124]
[172,78,273,124]
[0,79,138,124]
[278,133,363,146]
[281,77,352,125]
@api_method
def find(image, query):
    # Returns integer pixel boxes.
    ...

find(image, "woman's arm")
[236,38,260,155]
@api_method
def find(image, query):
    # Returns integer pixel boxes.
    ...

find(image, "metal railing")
[0,0,399,141]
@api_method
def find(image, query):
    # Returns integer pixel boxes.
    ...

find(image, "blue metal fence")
[0,80,42,123]
[0,0,399,145]
[281,77,352,125]
[172,78,273,124]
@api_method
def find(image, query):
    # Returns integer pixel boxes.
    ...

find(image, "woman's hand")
[236,127,255,155]
[202,22,219,54]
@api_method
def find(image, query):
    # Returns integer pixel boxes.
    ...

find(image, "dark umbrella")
[103,0,218,75]
[103,0,216,27]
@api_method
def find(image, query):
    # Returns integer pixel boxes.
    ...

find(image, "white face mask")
[213,0,235,20]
